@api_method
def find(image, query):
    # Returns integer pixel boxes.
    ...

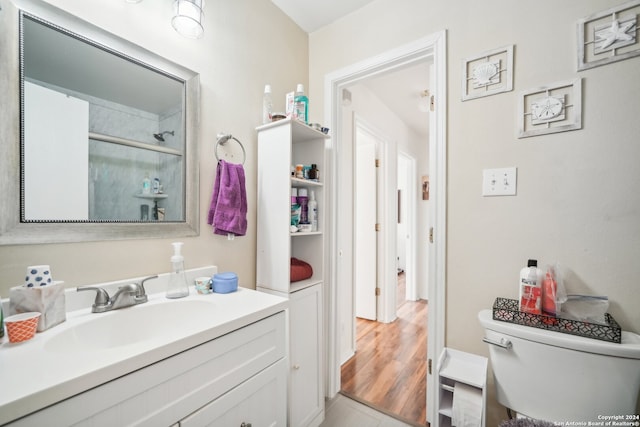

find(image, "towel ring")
[215,133,246,165]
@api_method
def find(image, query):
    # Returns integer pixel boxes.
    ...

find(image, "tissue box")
[9,281,66,332]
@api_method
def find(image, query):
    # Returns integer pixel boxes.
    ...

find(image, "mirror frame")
[0,0,200,245]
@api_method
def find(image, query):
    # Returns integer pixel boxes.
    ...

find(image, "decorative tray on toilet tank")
[492,297,622,343]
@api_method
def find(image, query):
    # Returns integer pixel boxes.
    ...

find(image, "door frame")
[323,30,447,425]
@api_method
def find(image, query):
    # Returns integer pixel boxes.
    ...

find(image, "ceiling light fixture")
[172,0,205,39]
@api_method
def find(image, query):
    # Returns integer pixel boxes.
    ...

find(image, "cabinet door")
[179,359,287,427]
[289,284,324,427]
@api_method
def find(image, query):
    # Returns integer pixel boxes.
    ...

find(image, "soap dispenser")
[166,242,189,299]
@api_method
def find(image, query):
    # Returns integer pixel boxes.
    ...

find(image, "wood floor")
[341,273,428,426]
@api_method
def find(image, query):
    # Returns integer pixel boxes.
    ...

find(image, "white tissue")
[24,265,54,287]
[451,381,482,427]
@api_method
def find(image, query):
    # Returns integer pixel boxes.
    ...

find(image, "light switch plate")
[482,167,517,196]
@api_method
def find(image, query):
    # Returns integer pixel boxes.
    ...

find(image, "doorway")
[341,73,427,425]
[324,31,447,426]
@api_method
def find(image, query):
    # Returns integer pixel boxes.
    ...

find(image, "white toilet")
[479,309,640,422]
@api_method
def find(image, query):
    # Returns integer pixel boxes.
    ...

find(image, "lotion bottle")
[519,259,543,314]
[166,242,189,299]
[308,190,318,231]
[262,84,273,124]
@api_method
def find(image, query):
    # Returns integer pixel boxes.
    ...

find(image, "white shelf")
[291,231,322,237]
[134,193,168,200]
[290,278,323,293]
[291,177,323,187]
[438,348,487,388]
[256,117,330,141]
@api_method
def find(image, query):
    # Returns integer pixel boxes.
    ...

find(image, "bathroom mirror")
[0,0,200,244]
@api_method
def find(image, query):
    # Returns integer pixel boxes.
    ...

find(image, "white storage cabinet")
[437,347,488,427]
[256,118,328,427]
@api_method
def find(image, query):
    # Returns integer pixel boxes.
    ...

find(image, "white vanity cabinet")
[256,119,328,427]
[178,360,286,427]
[8,311,287,427]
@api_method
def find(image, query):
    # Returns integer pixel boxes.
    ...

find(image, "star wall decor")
[577,0,640,70]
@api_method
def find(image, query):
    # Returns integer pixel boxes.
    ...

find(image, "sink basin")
[44,299,215,353]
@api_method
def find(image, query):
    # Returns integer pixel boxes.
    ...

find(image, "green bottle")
[293,83,309,123]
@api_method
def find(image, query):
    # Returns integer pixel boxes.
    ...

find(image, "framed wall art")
[517,78,582,138]
[422,175,429,201]
[461,45,514,101]
[577,0,640,71]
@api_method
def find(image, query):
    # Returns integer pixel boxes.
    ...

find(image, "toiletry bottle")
[262,84,273,124]
[152,177,160,194]
[542,268,558,316]
[308,190,318,232]
[166,242,189,299]
[142,172,151,195]
[293,83,309,123]
[308,164,318,181]
[286,91,295,118]
[297,188,309,224]
[291,188,300,227]
[519,259,542,314]
[0,296,4,338]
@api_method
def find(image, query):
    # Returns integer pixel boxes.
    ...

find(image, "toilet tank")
[478,309,640,422]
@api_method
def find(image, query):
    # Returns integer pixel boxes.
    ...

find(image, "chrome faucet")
[77,275,158,313]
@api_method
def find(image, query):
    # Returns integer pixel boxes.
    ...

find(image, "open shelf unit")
[437,347,487,427]
[256,118,328,427]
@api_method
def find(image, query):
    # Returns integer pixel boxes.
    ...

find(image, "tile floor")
[319,394,413,427]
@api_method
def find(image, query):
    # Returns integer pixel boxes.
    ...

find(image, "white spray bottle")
[308,190,318,232]
[166,242,189,299]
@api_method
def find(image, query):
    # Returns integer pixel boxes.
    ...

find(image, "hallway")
[341,274,428,426]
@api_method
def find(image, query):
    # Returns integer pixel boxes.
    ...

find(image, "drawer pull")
[241,423,252,427]
[293,364,300,370]
[482,336,512,349]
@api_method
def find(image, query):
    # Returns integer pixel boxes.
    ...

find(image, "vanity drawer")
[9,311,286,427]
[179,358,287,426]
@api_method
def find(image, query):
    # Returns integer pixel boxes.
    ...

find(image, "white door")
[354,132,377,320]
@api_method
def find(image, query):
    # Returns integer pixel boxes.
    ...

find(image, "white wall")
[0,0,308,294]
[309,0,640,423]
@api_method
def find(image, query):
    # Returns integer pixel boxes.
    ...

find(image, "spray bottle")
[166,242,189,299]
[308,190,318,232]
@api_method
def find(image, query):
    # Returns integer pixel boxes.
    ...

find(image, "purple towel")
[207,159,247,236]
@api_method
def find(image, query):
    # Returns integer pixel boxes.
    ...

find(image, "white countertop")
[0,276,288,425]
